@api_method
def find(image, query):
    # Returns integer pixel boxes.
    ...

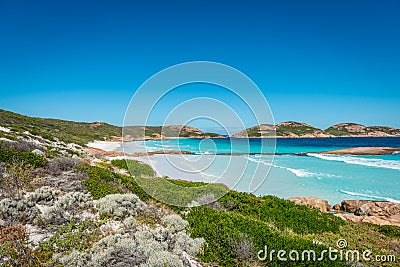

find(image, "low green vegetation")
[219,192,343,234]
[186,207,347,267]
[277,123,320,136]
[80,164,228,208]
[0,109,121,145]
[111,159,155,177]
[246,127,261,137]
[375,224,400,238]
[204,132,222,137]
[79,165,150,201]
[34,219,103,264]
[0,147,45,168]
[324,127,351,136]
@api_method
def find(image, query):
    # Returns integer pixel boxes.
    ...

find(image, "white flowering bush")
[28,186,58,205]
[142,250,184,267]
[135,230,169,258]
[58,250,90,267]
[161,214,189,233]
[173,231,205,257]
[59,234,145,267]
[43,192,93,225]
[58,215,204,267]
[0,197,40,224]
[95,194,146,219]
[123,215,138,230]
[56,191,93,210]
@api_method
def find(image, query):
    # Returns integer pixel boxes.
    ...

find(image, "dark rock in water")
[333,204,341,211]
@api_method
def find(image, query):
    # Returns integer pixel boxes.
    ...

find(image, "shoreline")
[87,140,400,156]
[108,135,400,142]
[86,140,400,226]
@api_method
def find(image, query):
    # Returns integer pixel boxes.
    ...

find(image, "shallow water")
[122,137,400,205]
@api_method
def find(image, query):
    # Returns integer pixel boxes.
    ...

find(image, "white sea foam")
[272,165,337,178]
[247,156,335,178]
[339,190,400,203]
[309,153,400,170]
[246,156,272,166]
[275,166,316,177]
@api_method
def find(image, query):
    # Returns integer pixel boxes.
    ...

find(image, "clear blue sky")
[0,0,399,130]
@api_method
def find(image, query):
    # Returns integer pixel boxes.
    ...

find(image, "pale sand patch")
[0,126,11,132]
[87,141,122,151]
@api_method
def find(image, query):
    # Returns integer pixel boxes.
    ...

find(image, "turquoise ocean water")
[122,137,400,205]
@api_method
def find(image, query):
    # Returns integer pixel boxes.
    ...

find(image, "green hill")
[0,109,222,145]
[0,109,121,145]
[234,121,400,138]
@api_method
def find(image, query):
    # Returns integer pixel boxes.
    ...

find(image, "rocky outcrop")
[334,213,400,227]
[337,200,400,226]
[233,122,400,138]
[123,125,224,140]
[341,200,400,216]
[325,123,400,137]
[288,196,331,212]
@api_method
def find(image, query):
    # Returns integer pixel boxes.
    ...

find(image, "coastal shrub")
[56,191,92,210]
[123,216,139,230]
[83,177,123,200]
[59,234,143,267]
[80,165,228,211]
[229,233,255,262]
[0,159,37,198]
[186,206,347,266]
[0,162,4,177]
[0,139,45,153]
[375,224,400,238]
[218,191,343,234]
[0,147,45,168]
[161,214,188,233]
[43,192,93,224]
[134,177,228,208]
[79,166,149,200]
[110,159,128,170]
[59,226,201,267]
[28,186,58,205]
[134,230,168,258]
[95,193,146,219]
[144,250,184,267]
[46,157,82,175]
[0,225,39,266]
[35,219,101,264]
[97,194,145,218]
[111,159,155,177]
[58,250,90,267]
[173,231,204,257]
[188,193,222,209]
[0,198,41,225]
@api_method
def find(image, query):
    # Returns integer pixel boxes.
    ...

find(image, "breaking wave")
[308,154,400,170]
[273,165,337,178]
[339,190,400,203]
